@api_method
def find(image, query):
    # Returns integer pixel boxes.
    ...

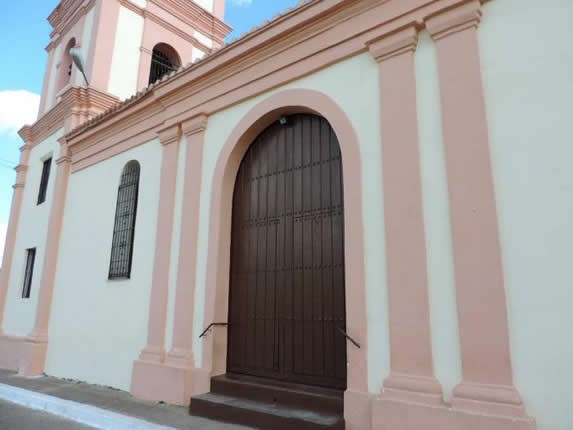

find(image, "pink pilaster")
[368,25,443,406]
[0,140,32,334]
[130,114,208,405]
[19,142,72,376]
[426,0,531,420]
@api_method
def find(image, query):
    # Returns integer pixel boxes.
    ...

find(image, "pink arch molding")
[196,89,373,430]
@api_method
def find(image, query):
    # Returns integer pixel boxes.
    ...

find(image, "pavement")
[0,370,252,430]
[0,398,94,429]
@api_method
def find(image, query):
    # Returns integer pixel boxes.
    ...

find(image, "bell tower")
[38,0,231,116]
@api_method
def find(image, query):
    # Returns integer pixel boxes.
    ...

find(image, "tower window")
[148,43,181,85]
[56,38,76,93]
[108,161,140,280]
[22,248,36,299]
[37,157,52,205]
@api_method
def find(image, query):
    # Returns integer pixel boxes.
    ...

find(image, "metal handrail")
[199,322,229,339]
[337,327,361,349]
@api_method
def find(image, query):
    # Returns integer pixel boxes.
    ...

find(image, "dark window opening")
[22,248,36,299]
[37,157,52,205]
[108,160,140,280]
[148,43,181,85]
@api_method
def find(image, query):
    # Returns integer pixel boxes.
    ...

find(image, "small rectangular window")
[22,248,36,299]
[37,158,52,205]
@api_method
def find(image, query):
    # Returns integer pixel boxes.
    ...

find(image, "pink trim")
[88,0,120,92]
[137,125,181,364]
[368,25,442,405]
[426,0,529,418]
[213,0,225,20]
[198,89,370,429]
[166,114,208,367]
[0,144,32,333]
[38,50,56,117]
[18,143,72,376]
[131,115,208,405]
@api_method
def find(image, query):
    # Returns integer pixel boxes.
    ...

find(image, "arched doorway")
[226,113,347,390]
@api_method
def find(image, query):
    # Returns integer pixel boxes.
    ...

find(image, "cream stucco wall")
[2,130,63,336]
[45,140,162,391]
[108,5,144,100]
[194,52,392,393]
[194,0,214,14]
[480,1,573,429]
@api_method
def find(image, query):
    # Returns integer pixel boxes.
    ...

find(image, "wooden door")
[227,114,347,390]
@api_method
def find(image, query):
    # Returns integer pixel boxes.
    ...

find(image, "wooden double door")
[227,114,347,390]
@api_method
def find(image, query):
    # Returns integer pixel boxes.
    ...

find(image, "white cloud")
[231,0,253,6]
[0,90,40,136]
[0,223,6,266]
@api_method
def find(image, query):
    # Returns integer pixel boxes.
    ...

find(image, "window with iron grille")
[148,43,180,85]
[37,157,52,205]
[22,248,36,299]
[108,161,140,280]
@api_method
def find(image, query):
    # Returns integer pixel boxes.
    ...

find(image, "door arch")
[227,114,347,389]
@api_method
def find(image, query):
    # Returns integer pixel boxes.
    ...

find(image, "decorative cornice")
[157,124,182,146]
[425,0,482,41]
[47,0,96,46]
[18,127,34,145]
[181,114,208,137]
[19,86,119,146]
[367,25,419,63]
[14,165,28,174]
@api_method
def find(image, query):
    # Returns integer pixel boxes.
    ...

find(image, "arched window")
[148,43,181,85]
[109,161,140,280]
[56,38,76,93]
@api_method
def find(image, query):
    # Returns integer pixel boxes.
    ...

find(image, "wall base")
[0,334,24,371]
[344,389,373,430]
[130,359,211,405]
[372,397,536,430]
[0,334,47,376]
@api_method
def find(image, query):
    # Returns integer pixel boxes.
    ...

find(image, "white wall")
[45,140,162,391]
[2,130,63,336]
[194,0,214,13]
[480,1,573,429]
[193,53,392,393]
[108,6,144,100]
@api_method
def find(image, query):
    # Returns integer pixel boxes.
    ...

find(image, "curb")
[0,383,176,430]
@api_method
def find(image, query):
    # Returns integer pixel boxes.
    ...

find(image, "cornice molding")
[64,0,481,168]
[47,0,96,47]
[19,87,119,147]
[181,114,208,137]
[367,24,419,63]
[425,0,482,41]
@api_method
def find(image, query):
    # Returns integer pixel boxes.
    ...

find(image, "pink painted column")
[165,114,208,384]
[38,48,56,116]
[0,141,32,333]
[368,25,442,404]
[137,125,181,363]
[426,1,526,417]
[20,142,72,376]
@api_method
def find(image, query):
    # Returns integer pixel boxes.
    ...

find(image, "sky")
[0,0,299,260]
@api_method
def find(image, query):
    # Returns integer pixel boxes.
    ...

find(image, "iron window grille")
[37,157,52,205]
[22,248,36,299]
[148,47,179,85]
[108,161,140,280]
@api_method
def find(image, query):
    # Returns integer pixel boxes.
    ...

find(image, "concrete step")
[190,392,344,430]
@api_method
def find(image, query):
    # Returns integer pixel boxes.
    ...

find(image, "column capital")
[157,124,182,146]
[426,0,482,41]
[56,144,72,165]
[181,114,209,137]
[367,25,419,63]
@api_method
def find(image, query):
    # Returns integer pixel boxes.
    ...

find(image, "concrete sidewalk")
[0,370,252,429]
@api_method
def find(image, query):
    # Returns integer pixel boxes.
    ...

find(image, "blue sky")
[0,0,298,256]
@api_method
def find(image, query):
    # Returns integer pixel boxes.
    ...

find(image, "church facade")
[0,0,571,429]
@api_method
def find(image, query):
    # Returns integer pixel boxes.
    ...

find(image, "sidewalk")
[0,370,252,429]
